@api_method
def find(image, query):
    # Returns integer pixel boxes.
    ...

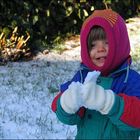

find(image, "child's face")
[89,39,109,67]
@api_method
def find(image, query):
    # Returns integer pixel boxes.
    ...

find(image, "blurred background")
[0,0,140,62]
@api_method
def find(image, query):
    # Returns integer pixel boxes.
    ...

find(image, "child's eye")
[91,42,96,47]
[105,41,108,44]
[91,44,96,49]
[104,40,108,44]
[91,44,95,47]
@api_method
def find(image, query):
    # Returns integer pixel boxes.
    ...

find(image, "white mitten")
[82,71,115,114]
[60,82,83,114]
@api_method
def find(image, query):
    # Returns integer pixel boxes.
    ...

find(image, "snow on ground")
[0,18,140,139]
[0,45,81,139]
[0,50,80,139]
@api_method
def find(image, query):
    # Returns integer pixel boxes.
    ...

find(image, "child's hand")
[82,71,115,114]
[60,81,83,114]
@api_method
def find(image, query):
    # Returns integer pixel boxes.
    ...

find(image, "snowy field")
[0,47,80,139]
[0,18,140,139]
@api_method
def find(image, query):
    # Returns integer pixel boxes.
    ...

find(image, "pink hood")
[80,9,130,76]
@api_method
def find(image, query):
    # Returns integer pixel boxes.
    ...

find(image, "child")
[51,9,140,139]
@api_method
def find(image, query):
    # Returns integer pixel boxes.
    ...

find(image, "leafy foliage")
[0,0,140,54]
[0,27,31,62]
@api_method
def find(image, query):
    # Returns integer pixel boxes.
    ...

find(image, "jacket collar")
[80,57,131,82]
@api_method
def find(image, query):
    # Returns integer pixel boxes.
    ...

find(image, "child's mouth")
[96,56,106,60]
[96,56,106,63]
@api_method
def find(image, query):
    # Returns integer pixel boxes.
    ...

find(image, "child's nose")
[97,43,106,52]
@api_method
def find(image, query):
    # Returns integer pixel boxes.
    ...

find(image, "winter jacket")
[52,62,140,139]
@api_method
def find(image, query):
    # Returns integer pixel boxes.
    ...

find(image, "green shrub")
[0,0,139,52]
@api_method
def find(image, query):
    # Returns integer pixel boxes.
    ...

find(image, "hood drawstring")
[124,64,130,83]
[79,70,83,83]
[124,57,131,83]
[78,64,91,83]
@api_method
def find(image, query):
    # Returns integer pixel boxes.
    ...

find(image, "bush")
[0,27,31,62]
[0,0,139,54]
